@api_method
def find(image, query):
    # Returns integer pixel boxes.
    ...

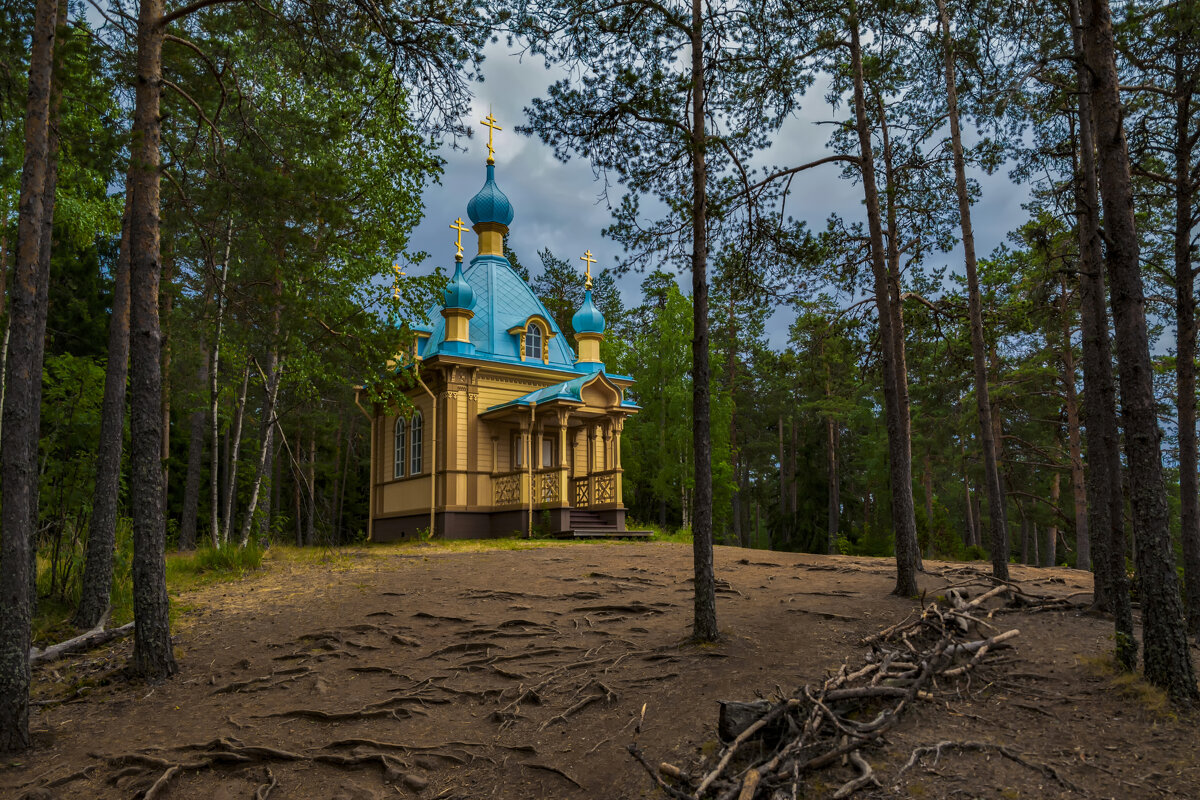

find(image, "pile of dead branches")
[629,586,1025,800]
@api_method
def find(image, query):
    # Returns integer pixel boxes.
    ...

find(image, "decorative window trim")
[393,417,406,479]
[410,411,424,474]
[508,315,557,364]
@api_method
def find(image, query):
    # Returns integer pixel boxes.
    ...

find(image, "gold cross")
[449,217,468,257]
[392,263,406,298]
[480,110,502,163]
[580,249,596,288]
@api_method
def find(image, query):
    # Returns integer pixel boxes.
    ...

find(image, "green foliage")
[171,544,266,578]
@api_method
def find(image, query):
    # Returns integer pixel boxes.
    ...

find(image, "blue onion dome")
[443,257,475,310]
[466,163,515,227]
[572,288,606,334]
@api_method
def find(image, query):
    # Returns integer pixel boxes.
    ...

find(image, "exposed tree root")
[897,740,1082,792]
[211,666,313,694]
[519,761,583,788]
[254,767,277,800]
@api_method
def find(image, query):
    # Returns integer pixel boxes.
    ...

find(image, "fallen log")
[29,621,134,666]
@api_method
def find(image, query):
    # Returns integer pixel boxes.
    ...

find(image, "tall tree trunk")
[128,0,177,681]
[937,0,1009,580]
[75,192,133,627]
[209,218,232,549]
[1069,0,1129,653]
[0,228,8,448]
[266,433,279,540]
[826,416,839,554]
[789,418,797,514]
[1170,36,1200,636]
[848,6,919,596]
[306,434,317,546]
[294,433,303,546]
[963,477,976,549]
[221,362,251,545]
[1059,277,1090,570]
[0,0,57,752]
[1045,473,1061,567]
[337,419,354,539]
[1082,0,1196,700]
[777,415,786,520]
[160,252,173,511]
[826,361,839,555]
[177,349,208,551]
[1018,503,1029,566]
[239,361,283,547]
[878,99,922,575]
[727,290,743,548]
[689,0,717,641]
[922,452,933,556]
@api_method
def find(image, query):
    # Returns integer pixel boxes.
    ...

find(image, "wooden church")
[361,117,641,541]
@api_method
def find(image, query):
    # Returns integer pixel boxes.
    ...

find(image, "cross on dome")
[450,217,468,258]
[480,111,502,164]
[580,249,596,289]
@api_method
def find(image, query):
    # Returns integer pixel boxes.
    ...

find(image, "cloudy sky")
[409,42,1034,349]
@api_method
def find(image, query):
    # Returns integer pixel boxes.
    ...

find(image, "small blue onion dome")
[443,257,474,310]
[572,288,606,335]
[466,163,514,227]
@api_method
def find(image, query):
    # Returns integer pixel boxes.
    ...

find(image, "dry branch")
[631,592,1023,799]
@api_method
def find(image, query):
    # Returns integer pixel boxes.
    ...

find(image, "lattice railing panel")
[540,472,560,504]
[493,474,521,506]
[572,478,590,508]
[594,474,615,504]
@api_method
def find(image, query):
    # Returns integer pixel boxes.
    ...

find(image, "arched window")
[525,322,542,361]
[393,417,406,479]
[410,411,424,474]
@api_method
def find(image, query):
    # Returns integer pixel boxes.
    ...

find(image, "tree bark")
[826,364,839,555]
[209,218,232,549]
[1169,32,1200,636]
[1059,276,1089,570]
[848,5,919,596]
[937,0,1009,580]
[0,0,57,752]
[127,0,177,681]
[1069,0,1130,657]
[177,349,208,551]
[306,434,317,546]
[159,252,173,510]
[1081,0,1195,700]
[689,0,717,641]
[221,362,251,545]
[239,360,282,547]
[75,193,133,627]
[1045,472,1061,567]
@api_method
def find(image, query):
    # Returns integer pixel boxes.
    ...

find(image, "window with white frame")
[410,411,424,474]
[393,417,406,479]
[525,322,542,360]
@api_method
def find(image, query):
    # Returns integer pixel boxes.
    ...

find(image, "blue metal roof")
[419,253,578,368]
[486,372,640,413]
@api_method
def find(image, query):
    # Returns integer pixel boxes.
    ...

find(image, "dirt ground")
[3,541,1198,799]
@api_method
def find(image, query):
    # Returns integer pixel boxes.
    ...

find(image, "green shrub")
[963,544,987,562]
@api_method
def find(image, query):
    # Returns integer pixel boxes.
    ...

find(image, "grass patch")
[165,543,266,591]
[631,520,692,544]
[1083,653,1176,721]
